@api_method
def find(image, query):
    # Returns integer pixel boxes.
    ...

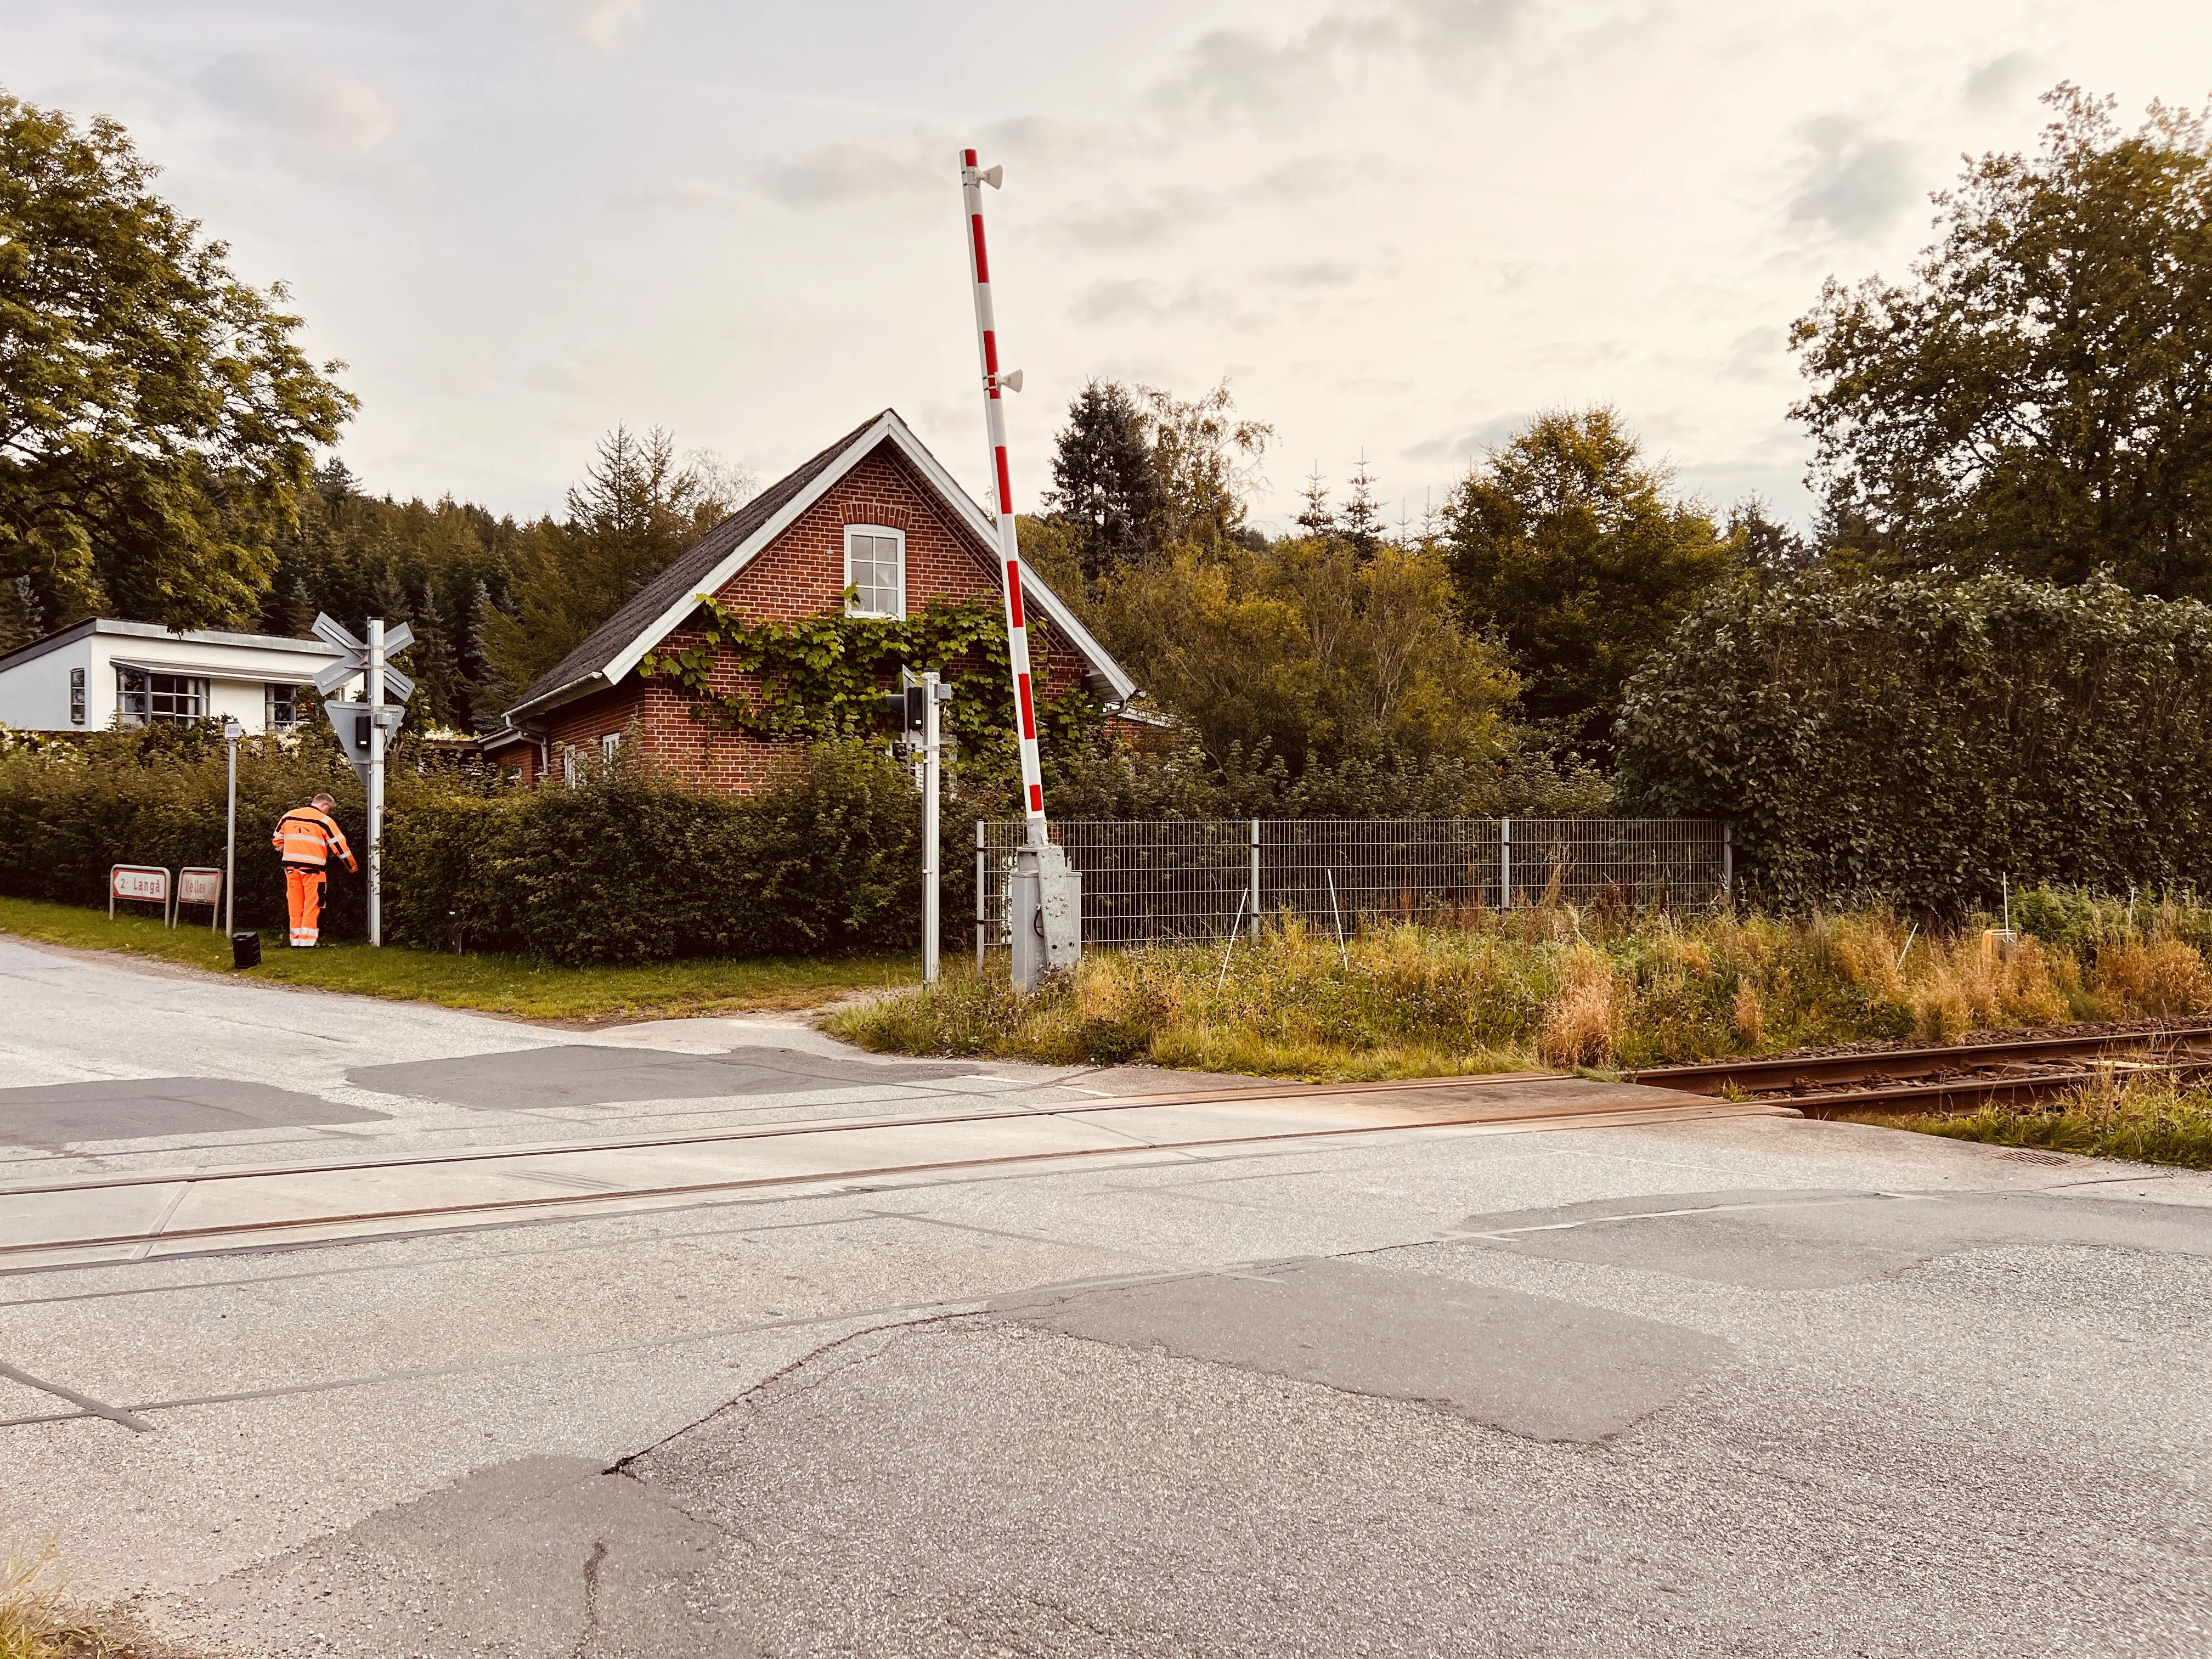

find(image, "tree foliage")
[1036,377,1271,588]
[1793,86,2212,596]
[1041,379,1166,581]
[1616,573,2212,910]
[0,93,356,629]
[1441,407,1737,754]
[481,424,751,697]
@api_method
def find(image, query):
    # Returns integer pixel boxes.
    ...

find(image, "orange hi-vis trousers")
[285,866,328,947]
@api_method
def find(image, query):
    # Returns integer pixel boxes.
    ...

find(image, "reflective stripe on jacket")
[273,808,355,870]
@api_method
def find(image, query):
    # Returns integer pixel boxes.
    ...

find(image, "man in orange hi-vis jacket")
[271,793,357,947]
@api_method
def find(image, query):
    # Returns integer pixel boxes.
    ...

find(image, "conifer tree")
[408,582,462,730]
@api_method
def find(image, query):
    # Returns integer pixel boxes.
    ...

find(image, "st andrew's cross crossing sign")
[313,614,413,790]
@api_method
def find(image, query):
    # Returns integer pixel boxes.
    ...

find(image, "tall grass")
[829,888,2212,1081]
[0,1542,104,1659]
[1911,1070,2212,1170]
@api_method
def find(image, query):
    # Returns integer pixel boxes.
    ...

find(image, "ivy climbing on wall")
[639,594,1099,760]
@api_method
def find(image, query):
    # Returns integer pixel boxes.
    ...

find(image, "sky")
[8,0,2212,533]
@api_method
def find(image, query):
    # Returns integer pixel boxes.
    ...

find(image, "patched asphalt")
[1,939,2208,1656]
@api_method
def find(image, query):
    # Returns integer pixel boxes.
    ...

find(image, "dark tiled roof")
[509,410,896,716]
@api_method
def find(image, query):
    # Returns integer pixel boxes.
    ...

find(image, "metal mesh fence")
[977,817,1729,956]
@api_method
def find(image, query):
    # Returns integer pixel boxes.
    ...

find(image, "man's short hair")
[312,793,336,810]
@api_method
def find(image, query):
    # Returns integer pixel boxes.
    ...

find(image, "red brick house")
[482,410,1136,788]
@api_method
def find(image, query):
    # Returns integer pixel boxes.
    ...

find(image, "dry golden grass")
[0,1543,110,1659]
[830,889,2212,1084]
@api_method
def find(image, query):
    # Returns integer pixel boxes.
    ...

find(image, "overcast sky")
[9,1,2211,532]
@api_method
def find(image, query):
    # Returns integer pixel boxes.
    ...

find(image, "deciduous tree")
[1793,86,2212,596]
[1441,407,1736,755]
[0,93,355,629]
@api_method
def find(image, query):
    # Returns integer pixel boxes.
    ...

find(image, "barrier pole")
[957,151,1046,845]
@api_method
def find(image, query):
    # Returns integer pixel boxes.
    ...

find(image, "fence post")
[975,821,986,972]
[1249,819,1261,939]
[1499,817,1511,910]
[1722,821,1733,902]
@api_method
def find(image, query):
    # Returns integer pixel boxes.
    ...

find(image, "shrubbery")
[0,726,931,964]
[382,742,925,963]
[1616,574,2212,910]
[0,724,374,935]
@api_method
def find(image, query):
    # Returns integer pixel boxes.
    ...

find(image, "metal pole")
[224,732,238,936]
[975,820,986,973]
[1722,821,1733,903]
[1249,818,1261,940]
[922,672,941,984]
[1500,817,1512,911]
[957,151,1047,848]
[366,618,385,947]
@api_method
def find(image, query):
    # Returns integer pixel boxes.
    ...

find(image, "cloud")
[1068,279,1234,326]
[1049,187,1214,251]
[616,178,744,212]
[1402,411,1527,467]
[1269,261,1357,288]
[757,144,938,210]
[199,53,398,155]
[1786,117,1916,240]
[1047,159,1345,251]
[1151,0,1526,122]
[1963,50,2040,111]
[546,0,647,53]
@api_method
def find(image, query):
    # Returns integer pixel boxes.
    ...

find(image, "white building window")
[69,667,85,726]
[561,744,579,786]
[115,668,207,725]
[844,526,905,619]
[267,683,304,731]
[601,732,620,763]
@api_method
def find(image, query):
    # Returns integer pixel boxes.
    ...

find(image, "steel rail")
[0,1069,1572,1201]
[1632,1024,2212,1116]
[0,1096,1776,1260]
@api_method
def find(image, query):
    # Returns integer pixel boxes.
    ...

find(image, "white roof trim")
[588,410,1137,704]
[109,657,348,682]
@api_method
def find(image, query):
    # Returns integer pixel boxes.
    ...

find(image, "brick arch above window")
[839,502,913,531]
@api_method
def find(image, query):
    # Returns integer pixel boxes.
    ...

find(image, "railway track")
[0,1071,1784,1265]
[1630,1023,2212,1116]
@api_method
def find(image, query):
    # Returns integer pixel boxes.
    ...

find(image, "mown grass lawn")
[0,895,919,1025]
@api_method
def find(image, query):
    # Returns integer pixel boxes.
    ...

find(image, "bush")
[0,726,928,963]
[0,724,376,934]
[1616,573,2212,911]
[382,740,924,965]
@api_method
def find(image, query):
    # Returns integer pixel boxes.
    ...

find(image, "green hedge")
[0,725,375,935]
[0,726,935,964]
[382,743,929,963]
[1616,574,2212,910]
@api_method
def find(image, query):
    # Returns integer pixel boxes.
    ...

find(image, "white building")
[0,620,361,735]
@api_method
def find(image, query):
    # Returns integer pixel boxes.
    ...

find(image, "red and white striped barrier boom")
[958,149,1048,844]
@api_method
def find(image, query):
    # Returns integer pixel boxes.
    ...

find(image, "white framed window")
[69,667,85,726]
[844,525,905,619]
[115,668,207,725]
[266,683,304,731]
[561,744,579,786]
[601,732,620,762]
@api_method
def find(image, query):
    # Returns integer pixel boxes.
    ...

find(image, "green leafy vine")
[640,592,1097,757]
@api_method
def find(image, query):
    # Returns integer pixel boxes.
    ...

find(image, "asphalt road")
[1,936,2208,1657]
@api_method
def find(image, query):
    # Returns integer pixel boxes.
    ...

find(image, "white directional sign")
[312,613,415,703]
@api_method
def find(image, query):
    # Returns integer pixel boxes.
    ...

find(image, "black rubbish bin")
[230,932,263,969]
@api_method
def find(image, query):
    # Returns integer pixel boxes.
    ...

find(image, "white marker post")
[922,670,943,983]
[223,716,243,938]
[366,618,386,947]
